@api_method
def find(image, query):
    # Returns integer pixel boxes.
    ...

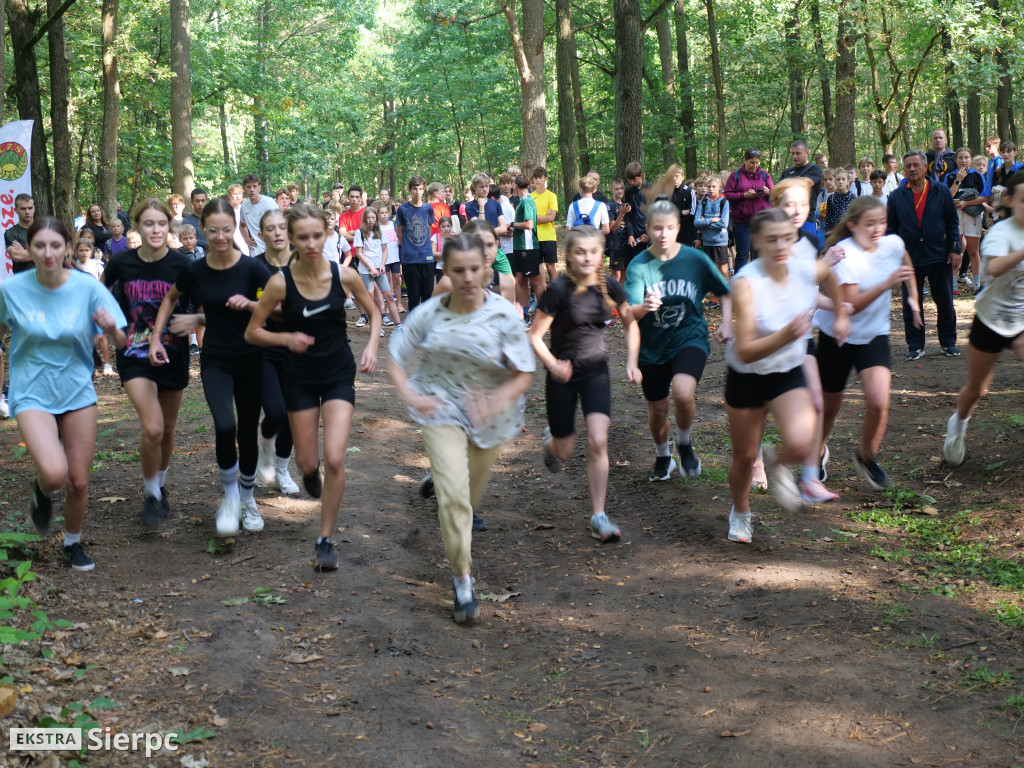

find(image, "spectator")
[183,188,209,250]
[780,139,824,204]
[571,171,609,205]
[927,129,956,182]
[724,149,773,273]
[881,154,905,194]
[4,194,36,274]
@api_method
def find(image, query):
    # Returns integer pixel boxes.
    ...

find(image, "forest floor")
[1,290,1023,768]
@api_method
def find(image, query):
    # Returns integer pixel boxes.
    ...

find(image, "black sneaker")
[472,512,488,532]
[452,581,480,625]
[29,479,53,533]
[315,538,338,570]
[819,444,830,483]
[189,343,199,354]
[419,472,435,499]
[648,456,676,482]
[678,442,702,478]
[159,487,170,518]
[941,345,961,357]
[854,451,892,490]
[139,494,163,528]
[905,348,925,361]
[63,543,95,572]
[303,464,323,499]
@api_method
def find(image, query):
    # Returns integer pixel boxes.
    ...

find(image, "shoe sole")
[727,532,751,544]
[679,459,702,478]
[590,529,620,543]
[242,520,264,532]
[68,561,96,572]
[942,437,965,467]
[854,457,890,491]
[316,559,339,571]
[453,608,480,625]
[275,483,301,495]
[649,459,677,482]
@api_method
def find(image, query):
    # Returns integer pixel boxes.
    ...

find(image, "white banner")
[0,120,34,281]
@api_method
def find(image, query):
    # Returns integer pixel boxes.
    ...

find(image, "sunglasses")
[746,150,762,158]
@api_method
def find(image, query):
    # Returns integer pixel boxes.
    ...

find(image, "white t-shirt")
[566,198,609,230]
[814,234,904,344]
[883,172,905,195]
[240,195,279,255]
[78,259,103,281]
[353,229,386,273]
[726,256,818,375]
[381,222,399,264]
[321,230,352,263]
[499,199,515,254]
[855,180,873,197]
[976,217,1024,337]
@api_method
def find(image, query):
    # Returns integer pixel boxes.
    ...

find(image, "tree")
[674,0,697,176]
[810,0,834,158]
[833,7,857,167]
[655,9,678,165]
[705,0,727,170]
[612,0,642,176]
[501,0,547,172]
[48,0,73,227]
[98,0,120,220]
[170,0,195,198]
[555,0,579,204]
[784,1,805,138]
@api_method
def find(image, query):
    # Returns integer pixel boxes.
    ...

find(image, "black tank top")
[280,263,354,385]
[255,253,290,363]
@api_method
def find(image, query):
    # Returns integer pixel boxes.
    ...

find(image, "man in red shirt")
[338,185,365,246]
[427,182,451,236]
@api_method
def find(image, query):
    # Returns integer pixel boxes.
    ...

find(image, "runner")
[625,199,732,482]
[724,208,849,543]
[149,197,272,536]
[0,217,127,570]
[102,198,193,527]
[246,203,381,570]
[529,225,641,542]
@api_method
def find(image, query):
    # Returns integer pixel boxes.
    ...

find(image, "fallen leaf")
[720,730,751,738]
[534,523,555,530]
[527,722,548,733]
[918,506,939,516]
[0,685,17,718]
[169,667,189,677]
[212,718,228,727]
[97,496,128,503]
[153,630,170,640]
[479,592,521,603]
[282,652,324,664]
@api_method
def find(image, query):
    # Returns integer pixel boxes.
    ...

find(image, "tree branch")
[25,0,77,50]
[643,0,676,31]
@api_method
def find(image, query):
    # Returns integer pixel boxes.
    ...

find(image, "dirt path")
[2,295,1022,767]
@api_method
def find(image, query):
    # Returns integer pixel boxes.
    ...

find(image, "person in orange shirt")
[338,185,365,248]
[427,182,451,236]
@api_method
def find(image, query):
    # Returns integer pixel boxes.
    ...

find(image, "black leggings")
[261,356,293,459]
[403,263,436,311]
[201,353,263,474]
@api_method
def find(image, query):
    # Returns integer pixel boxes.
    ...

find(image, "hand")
[711,217,721,223]
[841,302,854,316]
[955,201,965,210]
[621,204,632,214]
[823,245,845,266]
[715,321,733,344]
[889,265,915,287]
[168,314,202,335]
[744,189,758,199]
[948,252,962,270]
[358,345,378,374]
[910,307,923,329]
[93,308,118,334]
[547,358,572,383]
[831,311,851,346]
[8,241,27,260]
[627,236,637,248]
[626,363,643,385]
[957,168,967,181]
[786,311,813,341]
[287,332,315,353]
[371,267,379,277]
[226,294,253,312]
[639,234,649,243]
[464,389,504,430]
[642,291,663,313]
[148,340,169,366]
[762,187,771,195]
[409,393,444,419]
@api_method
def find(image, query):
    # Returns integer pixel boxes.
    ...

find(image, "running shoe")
[240,499,264,532]
[727,508,753,544]
[819,444,830,483]
[29,479,53,533]
[274,468,300,494]
[452,579,480,625]
[472,512,488,532]
[215,496,241,537]
[382,316,394,327]
[763,446,801,512]
[953,288,960,297]
[355,315,368,328]
[256,437,276,486]
[958,276,971,284]
[102,363,114,376]
[159,487,170,517]
[315,538,339,571]
[648,456,676,482]
[380,328,386,337]
[942,413,966,467]
[140,494,163,528]
[590,512,621,543]
[923,286,930,296]
[678,442,702,478]
[854,451,892,490]
[63,542,95,572]
[189,344,199,355]
[542,427,561,473]
[941,345,961,357]
[799,478,839,504]
[0,392,9,419]
[751,452,768,490]
[905,348,925,361]
[303,466,323,499]
[419,472,435,499]
[345,298,357,310]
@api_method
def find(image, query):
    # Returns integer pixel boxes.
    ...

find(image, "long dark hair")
[27,216,75,269]
[200,196,236,229]
[996,169,1024,222]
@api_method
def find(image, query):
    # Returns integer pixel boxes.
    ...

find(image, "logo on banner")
[0,141,28,181]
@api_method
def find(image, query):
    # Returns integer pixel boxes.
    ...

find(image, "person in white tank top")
[724,208,849,545]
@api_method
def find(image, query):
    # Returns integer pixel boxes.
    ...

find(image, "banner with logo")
[0,120,33,282]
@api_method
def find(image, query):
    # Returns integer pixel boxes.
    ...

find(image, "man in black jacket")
[926,129,956,182]
[780,140,824,203]
[887,150,961,360]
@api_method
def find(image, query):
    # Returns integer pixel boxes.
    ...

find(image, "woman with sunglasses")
[724,149,774,273]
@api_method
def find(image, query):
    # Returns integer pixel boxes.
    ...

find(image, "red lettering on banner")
[0,193,12,205]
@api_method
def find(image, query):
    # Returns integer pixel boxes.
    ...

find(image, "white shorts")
[958,209,982,238]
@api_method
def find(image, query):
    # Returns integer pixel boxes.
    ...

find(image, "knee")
[865,395,890,415]
[731,446,759,469]
[141,419,164,444]
[587,431,608,456]
[65,472,89,498]
[323,450,345,477]
[38,465,68,492]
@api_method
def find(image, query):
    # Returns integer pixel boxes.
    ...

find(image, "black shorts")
[969,315,1024,354]
[639,346,708,402]
[386,262,401,275]
[725,365,807,409]
[539,240,558,264]
[806,337,816,356]
[546,362,611,438]
[511,249,541,278]
[703,245,730,266]
[609,249,631,272]
[117,351,189,392]
[815,331,891,393]
[281,377,355,411]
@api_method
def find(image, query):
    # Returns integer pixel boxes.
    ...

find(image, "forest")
[0,0,1021,221]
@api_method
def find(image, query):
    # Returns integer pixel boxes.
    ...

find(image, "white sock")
[189,333,197,345]
[802,462,819,482]
[453,574,473,600]
[157,467,168,487]
[274,454,290,474]
[143,475,161,499]
[64,531,81,546]
[955,414,969,435]
[220,463,240,501]
[655,441,671,458]
[239,473,256,504]
[676,427,691,446]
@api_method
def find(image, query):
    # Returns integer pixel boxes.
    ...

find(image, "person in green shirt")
[511,174,545,324]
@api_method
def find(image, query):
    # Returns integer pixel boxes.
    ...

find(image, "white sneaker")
[942,413,966,467]
[0,393,9,419]
[344,298,356,310]
[215,496,241,537]
[728,508,753,544]
[274,467,300,495]
[102,363,114,376]
[256,436,276,486]
[241,499,264,532]
[764,446,801,512]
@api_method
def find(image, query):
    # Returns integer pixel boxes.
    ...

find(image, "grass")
[956,665,1014,691]
[1004,694,1024,717]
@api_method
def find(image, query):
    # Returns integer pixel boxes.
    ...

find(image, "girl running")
[149,197,273,536]
[625,199,732,483]
[102,198,193,527]
[253,209,300,495]
[725,208,849,543]
[814,197,921,491]
[0,217,127,570]
[388,233,534,624]
[246,204,381,570]
[943,170,1024,466]
[529,225,641,542]
[354,206,402,333]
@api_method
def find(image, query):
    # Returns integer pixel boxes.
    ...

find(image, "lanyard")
[914,179,929,218]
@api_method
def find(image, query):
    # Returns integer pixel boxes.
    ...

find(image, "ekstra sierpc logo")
[9,727,179,757]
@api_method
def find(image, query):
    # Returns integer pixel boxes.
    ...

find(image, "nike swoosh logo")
[302,305,329,318]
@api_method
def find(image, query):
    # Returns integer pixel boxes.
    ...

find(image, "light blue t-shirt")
[0,269,127,417]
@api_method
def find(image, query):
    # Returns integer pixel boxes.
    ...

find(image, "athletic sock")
[802,462,819,482]
[220,463,240,501]
[239,472,256,503]
[64,531,81,546]
[676,427,692,447]
[157,467,168,488]
[143,475,162,499]
[274,454,290,473]
[954,414,969,435]
[655,441,671,458]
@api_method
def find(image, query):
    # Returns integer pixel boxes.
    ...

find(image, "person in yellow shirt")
[531,167,560,283]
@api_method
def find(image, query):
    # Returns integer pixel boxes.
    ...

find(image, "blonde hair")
[563,225,615,309]
[770,177,813,206]
[227,183,243,196]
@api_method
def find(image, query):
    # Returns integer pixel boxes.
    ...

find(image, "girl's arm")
[355,245,374,271]
[618,302,642,384]
[528,312,572,383]
[148,286,187,364]
[730,278,810,364]
[815,268,850,343]
[341,265,380,372]
[387,357,445,418]
[243,273,311,353]
[716,293,733,342]
[901,252,922,325]
[984,244,1024,278]
[93,308,126,350]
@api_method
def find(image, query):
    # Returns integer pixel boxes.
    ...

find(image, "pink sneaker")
[800,478,839,504]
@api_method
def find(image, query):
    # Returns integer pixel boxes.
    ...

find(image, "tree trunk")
[613,0,643,178]
[170,0,194,197]
[655,10,678,165]
[832,9,856,167]
[555,0,579,205]
[0,0,6,121]
[48,0,73,227]
[253,0,270,185]
[98,0,120,222]
[6,0,53,215]
[501,0,547,173]
[965,91,981,152]
[675,0,697,177]
[73,131,87,213]
[810,0,833,157]
[940,30,963,149]
[785,1,805,138]
[705,0,727,170]
[567,16,589,175]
